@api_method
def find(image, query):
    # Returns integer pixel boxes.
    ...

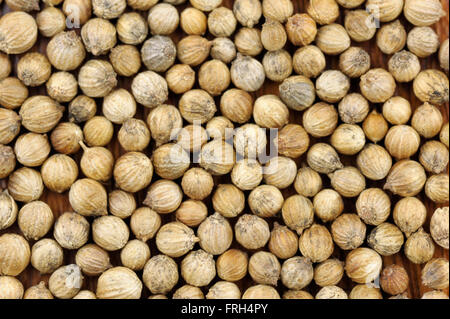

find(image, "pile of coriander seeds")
[0,0,449,300]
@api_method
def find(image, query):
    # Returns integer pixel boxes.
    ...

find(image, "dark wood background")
[0,0,448,299]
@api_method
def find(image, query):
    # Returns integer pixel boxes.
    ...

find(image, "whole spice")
[102,89,136,124]
[177,35,211,66]
[393,197,427,237]
[380,265,409,295]
[181,168,214,200]
[307,0,339,25]
[220,89,253,124]
[208,7,236,37]
[233,123,266,158]
[345,247,382,283]
[316,286,348,299]
[210,37,237,63]
[206,282,241,299]
[217,249,248,282]
[413,103,445,138]
[356,188,391,226]
[231,54,265,92]
[231,159,263,191]
[75,244,111,276]
[68,95,97,124]
[173,285,204,299]
[83,116,114,147]
[294,166,322,197]
[286,14,317,46]
[331,214,366,250]
[263,156,297,189]
[404,0,446,26]
[282,195,314,236]
[407,27,440,58]
[422,291,449,299]
[81,18,117,56]
[118,119,151,152]
[79,143,114,182]
[156,222,199,257]
[109,45,142,77]
[299,224,334,263]
[0,12,37,54]
[376,20,407,55]
[190,0,222,11]
[279,76,316,111]
[141,36,176,73]
[385,125,421,160]
[0,145,15,180]
[17,52,51,87]
[419,141,449,174]
[206,116,234,140]
[360,68,396,103]
[41,154,78,194]
[199,140,235,175]
[242,285,280,299]
[425,173,449,204]
[46,31,86,71]
[316,24,351,55]
[330,124,366,155]
[176,200,208,227]
[19,96,64,134]
[14,133,50,167]
[198,212,233,255]
[366,0,403,22]
[116,13,148,45]
[143,255,179,294]
[0,191,17,230]
[120,240,150,271]
[269,223,298,260]
[338,93,369,124]
[23,282,53,299]
[92,0,126,19]
[0,233,30,276]
[404,228,435,264]
[313,189,344,222]
[262,50,293,82]
[181,249,216,287]
[368,223,404,256]
[339,47,371,78]
[92,216,130,251]
[53,212,89,250]
[349,284,382,299]
[233,0,262,27]
[235,214,270,250]
[8,167,44,203]
[440,123,449,147]
[328,166,366,197]
[362,110,389,143]
[249,185,284,218]
[127,0,157,11]
[0,53,10,80]
[46,72,78,103]
[73,291,96,299]
[148,3,179,35]
[306,143,343,174]
[166,64,195,95]
[96,267,142,299]
[281,257,313,290]
[130,207,161,242]
[430,207,449,250]
[422,258,449,290]
[180,7,207,35]
[30,239,63,274]
[303,102,339,137]
[0,77,29,109]
[144,180,183,214]
[344,10,376,42]
[147,104,182,146]
[413,71,449,106]
[114,152,153,193]
[249,251,281,286]
[254,94,290,128]
[152,143,190,180]
[439,38,449,72]
[262,0,293,23]
[382,96,412,125]
[212,184,245,218]
[292,45,326,78]
[388,51,421,83]
[78,60,117,98]
[18,201,54,241]
[198,59,231,96]
[179,89,217,124]
[314,259,345,287]
[261,19,287,51]
[63,0,92,25]
[131,71,168,108]
[0,276,23,299]
[69,178,106,216]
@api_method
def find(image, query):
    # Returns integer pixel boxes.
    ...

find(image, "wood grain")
[0,0,448,299]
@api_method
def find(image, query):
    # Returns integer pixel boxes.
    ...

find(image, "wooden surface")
[0,0,449,299]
